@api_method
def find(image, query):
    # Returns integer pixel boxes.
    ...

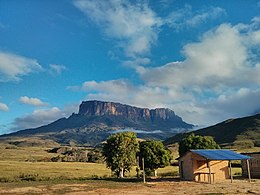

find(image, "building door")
[180,161,184,179]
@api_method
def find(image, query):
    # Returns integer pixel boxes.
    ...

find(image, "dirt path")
[0,179,259,195]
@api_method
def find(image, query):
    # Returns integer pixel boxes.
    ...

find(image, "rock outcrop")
[1,100,193,145]
[78,100,181,122]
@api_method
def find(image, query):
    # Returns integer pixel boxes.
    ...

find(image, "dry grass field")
[0,160,178,182]
[0,178,259,194]
[0,161,112,182]
[0,143,178,182]
[0,143,259,194]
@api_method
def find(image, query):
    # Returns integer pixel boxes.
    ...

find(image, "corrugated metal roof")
[190,149,251,160]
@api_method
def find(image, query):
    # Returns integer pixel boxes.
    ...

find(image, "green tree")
[139,140,172,176]
[103,132,139,178]
[178,133,220,156]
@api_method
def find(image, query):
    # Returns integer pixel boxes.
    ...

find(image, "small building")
[178,149,250,183]
[241,152,260,178]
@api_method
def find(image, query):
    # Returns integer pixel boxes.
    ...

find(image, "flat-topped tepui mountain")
[1,100,193,145]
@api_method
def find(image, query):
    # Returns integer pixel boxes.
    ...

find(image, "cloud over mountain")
[1,1,259,134]
[11,104,78,131]
[70,18,260,126]
[11,107,62,130]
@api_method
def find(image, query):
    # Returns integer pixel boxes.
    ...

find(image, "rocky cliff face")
[2,100,193,146]
[78,100,181,122]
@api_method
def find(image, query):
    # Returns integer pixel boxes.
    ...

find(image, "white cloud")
[11,104,78,131]
[214,88,260,116]
[70,19,260,126]
[69,79,192,110]
[236,16,260,32]
[19,96,48,107]
[49,64,67,75]
[68,80,138,105]
[181,88,260,125]
[186,7,225,27]
[74,79,260,126]
[71,2,258,126]
[0,102,9,112]
[12,107,62,130]
[165,5,226,30]
[140,24,260,92]
[74,0,162,58]
[136,22,260,124]
[73,1,227,70]
[123,57,151,69]
[0,51,42,82]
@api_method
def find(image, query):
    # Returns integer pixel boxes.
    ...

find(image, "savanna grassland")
[0,142,259,194]
[0,143,113,182]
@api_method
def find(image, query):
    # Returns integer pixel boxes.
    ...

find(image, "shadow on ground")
[91,176,182,183]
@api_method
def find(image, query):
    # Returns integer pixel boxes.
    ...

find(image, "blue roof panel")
[190,149,251,160]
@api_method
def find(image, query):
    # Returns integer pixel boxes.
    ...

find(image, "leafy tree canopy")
[178,133,220,156]
[102,132,139,178]
[139,140,172,175]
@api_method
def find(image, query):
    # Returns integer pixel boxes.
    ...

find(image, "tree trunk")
[154,170,157,177]
[119,168,124,178]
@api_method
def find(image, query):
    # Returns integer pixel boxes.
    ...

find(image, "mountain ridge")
[164,113,260,148]
[1,100,193,145]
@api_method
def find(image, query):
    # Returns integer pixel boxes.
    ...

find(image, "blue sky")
[0,0,259,134]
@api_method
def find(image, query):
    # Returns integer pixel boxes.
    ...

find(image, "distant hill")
[0,100,193,146]
[164,114,260,149]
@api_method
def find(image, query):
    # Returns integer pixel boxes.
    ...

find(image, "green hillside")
[164,114,260,149]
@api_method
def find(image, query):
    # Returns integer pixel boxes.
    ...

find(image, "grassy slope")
[0,142,110,181]
[0,143,178,182]
[164,114,260,148]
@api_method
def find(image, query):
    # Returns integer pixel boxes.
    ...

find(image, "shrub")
[18,173,39,181]
[0,177,12,182]
[87,149,104,163]
[254,140,260,147]
[51,155,64,162]
[159,171,178,177]
[233,140,254,149]
[5,145,18,149]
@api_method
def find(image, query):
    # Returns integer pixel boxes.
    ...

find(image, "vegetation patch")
[164,114,260,150]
